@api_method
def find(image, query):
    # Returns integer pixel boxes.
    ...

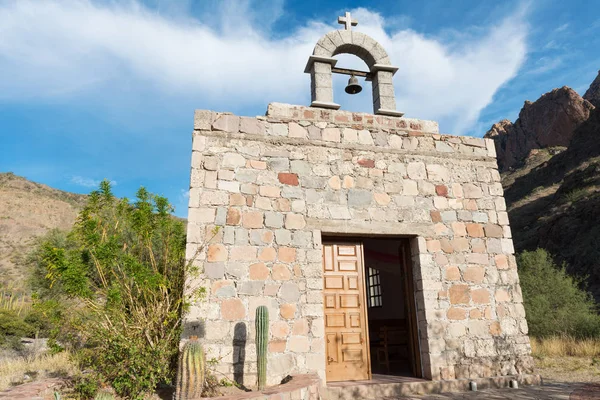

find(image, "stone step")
[325,374,541,400]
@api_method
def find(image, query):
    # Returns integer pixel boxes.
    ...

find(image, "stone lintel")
[370,63,400,75]
[376,108,404,117]
[307,219,433,237]
[304,55,338,73]
[310,101,341,110]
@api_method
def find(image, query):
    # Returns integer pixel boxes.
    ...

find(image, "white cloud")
[0,1,528,135]
[71,176,117,188]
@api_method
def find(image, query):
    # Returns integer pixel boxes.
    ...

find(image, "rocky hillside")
[486,87,594,171]
[0,173,86,293]
[584,70,600,107]
[485,71,600,300]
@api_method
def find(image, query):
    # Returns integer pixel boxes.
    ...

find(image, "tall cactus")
[176,335,206,400]
[255,306,269,390]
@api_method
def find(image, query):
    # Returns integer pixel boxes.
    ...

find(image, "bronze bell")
[345,74,362,94]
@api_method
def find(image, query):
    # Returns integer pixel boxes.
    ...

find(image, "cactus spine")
[176,336,206,400]
[255,305,269,390]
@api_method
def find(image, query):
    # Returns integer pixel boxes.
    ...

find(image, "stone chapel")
[183,11,538,395]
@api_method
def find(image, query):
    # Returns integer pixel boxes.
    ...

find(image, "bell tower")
[304,11,403,117]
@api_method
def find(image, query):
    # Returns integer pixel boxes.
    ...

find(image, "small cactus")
[175,336,206,400]
[94,392,114,400]
[255,306,269,390]
[53,392,61,400]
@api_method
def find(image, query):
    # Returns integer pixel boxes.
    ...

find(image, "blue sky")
[0,0,599,216]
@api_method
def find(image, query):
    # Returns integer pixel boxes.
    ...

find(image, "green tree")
[518,248,600,338]
[37,180,190,398]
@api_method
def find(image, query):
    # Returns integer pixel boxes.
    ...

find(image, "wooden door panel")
[326,314,346,327]
[342,333,362,344]
[339,260,358,271]
[323,242,370,382]
[324,276,343,289]
[347,276,358,290]
[340,294,359,308]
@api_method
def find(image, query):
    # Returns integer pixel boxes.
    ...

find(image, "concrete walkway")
[390,382,600,400]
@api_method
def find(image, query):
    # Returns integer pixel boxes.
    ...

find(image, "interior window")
[367,267,382,308]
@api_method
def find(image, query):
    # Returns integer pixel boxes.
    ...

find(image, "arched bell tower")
[304,12,403,117]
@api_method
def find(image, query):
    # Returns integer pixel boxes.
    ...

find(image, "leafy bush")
[36,181,190,399]
[518,248,600,338]
[0,309,34,350]
[0,290,53,351]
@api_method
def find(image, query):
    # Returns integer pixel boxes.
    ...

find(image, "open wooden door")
[322,242,371,382]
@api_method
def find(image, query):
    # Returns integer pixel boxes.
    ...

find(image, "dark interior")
[363,238,416,377]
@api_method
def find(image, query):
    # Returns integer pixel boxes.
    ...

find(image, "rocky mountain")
[486,87,594,171]
[584,70,600,107]
[485,73,600,300]
[0,173,86,293]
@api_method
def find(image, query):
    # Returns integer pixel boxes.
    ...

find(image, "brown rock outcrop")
[584,70,600,108]
[485,87,594,171]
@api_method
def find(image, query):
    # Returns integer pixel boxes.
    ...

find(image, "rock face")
[485,87,594,171]
[584,70,600,108]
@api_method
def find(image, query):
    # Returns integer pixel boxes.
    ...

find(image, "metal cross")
[338,12,358,31]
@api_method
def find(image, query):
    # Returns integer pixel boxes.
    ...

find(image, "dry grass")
[532,337,600,383]
[531,336,600,358]
[0,291,30,316]
[0,352,78,391]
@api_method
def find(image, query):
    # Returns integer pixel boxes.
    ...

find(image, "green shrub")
[0,309,33,350]
[518,248,600,338]
[73,375,100,399]
[35,180,194,399]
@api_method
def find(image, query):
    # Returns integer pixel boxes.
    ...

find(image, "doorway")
[322,237,421,383]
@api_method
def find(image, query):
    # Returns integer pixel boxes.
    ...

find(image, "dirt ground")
[535,356,600,383]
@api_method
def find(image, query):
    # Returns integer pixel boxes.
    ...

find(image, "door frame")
[322,235,422,381]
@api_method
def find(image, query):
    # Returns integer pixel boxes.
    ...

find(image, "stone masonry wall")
[184,102,534,386]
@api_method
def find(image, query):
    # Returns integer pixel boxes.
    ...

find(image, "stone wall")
[184,102,534,386]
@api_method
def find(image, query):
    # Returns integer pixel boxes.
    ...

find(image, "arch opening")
[305,28,402,117]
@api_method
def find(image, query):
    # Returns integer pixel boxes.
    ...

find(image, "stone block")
[271,320,290,338]
[272,123,289,137]
[426,164,450,181]
[265,212,284,228]
[221,298,246,320]
[464,266,485,283]
[242,211,264,229]
[272,264,292,280]
[238,281,264,295]
[230,246,257,261]
[249,262,269,280]
[471,289,491,304]
[279,282,301,302]
[449,285,470,304]
[258,247,277,261]
[322,127,341,142]
[288,336,310,352]
[447,307,467,320]
[212,115,239,132]
[288,122,307,138]
[207,245,227,262]
[278,173,299,186]
[285,213,306,230]
[463,183,483,199]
